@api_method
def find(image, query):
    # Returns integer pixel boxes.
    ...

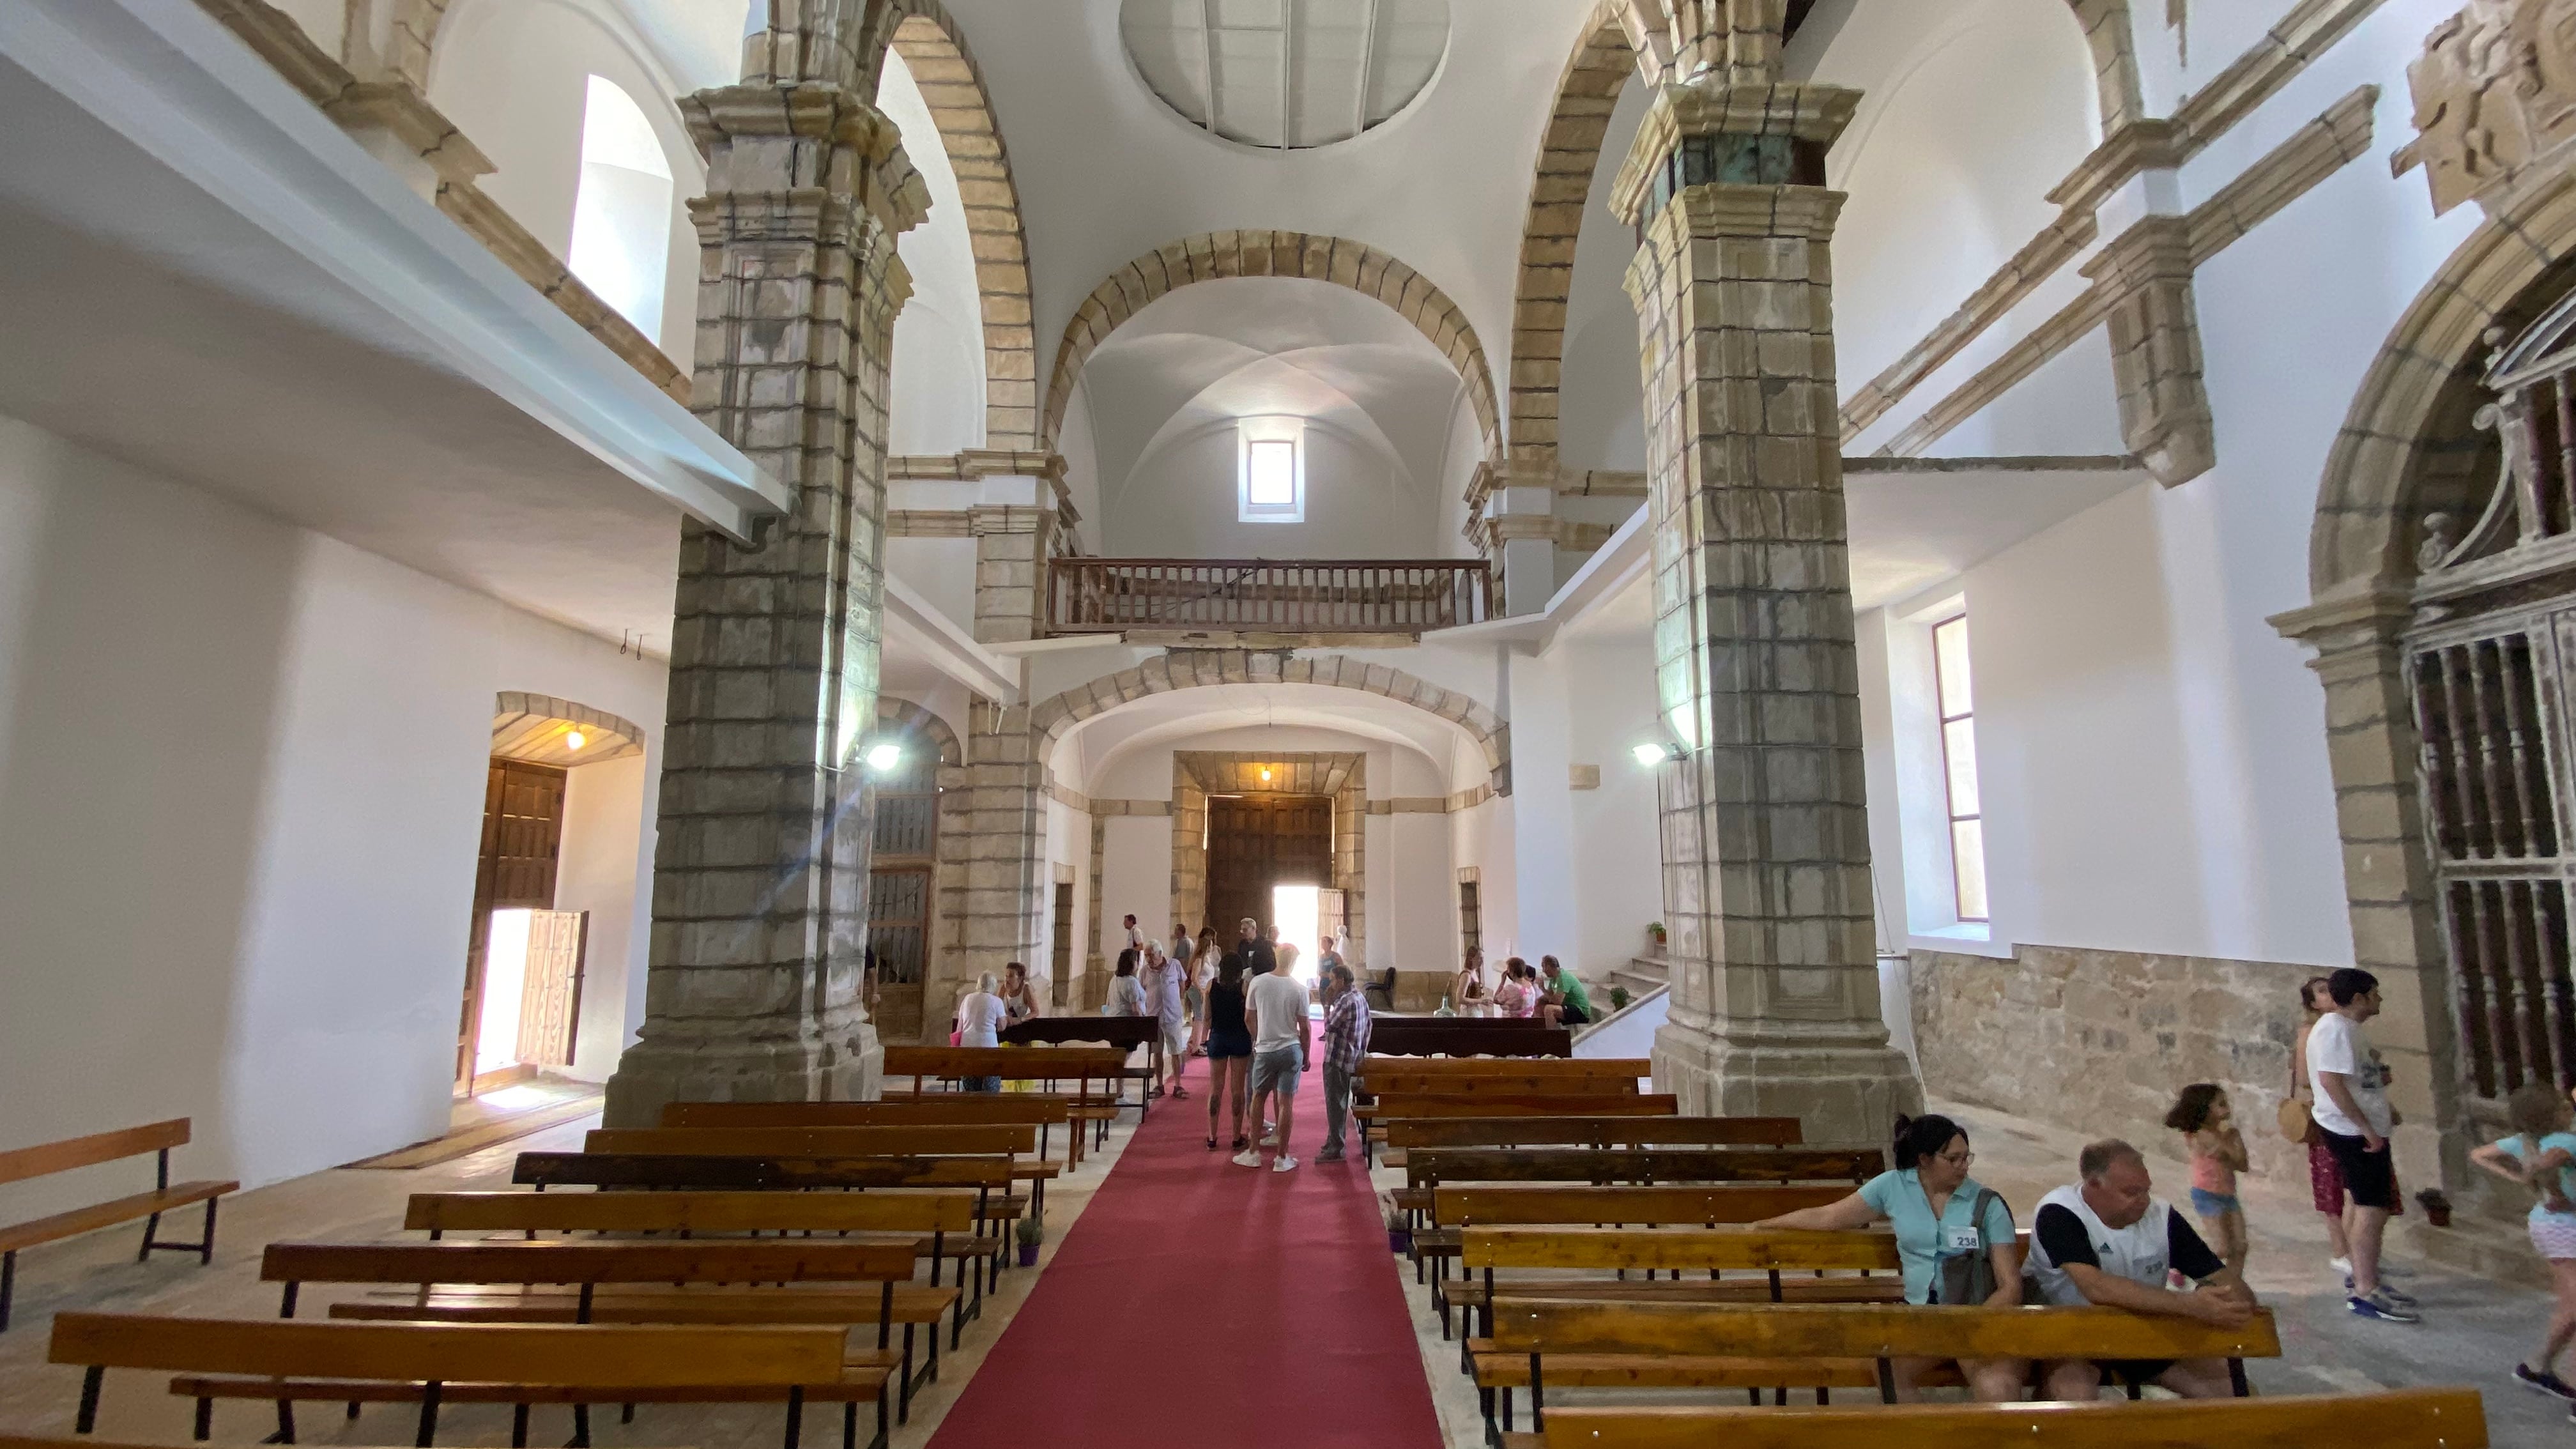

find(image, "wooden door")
[1318,888,1349,965]
[460,760,567,1089]
[516,909,588,1067]
[1050,883,1075,1011]
[1205,794,1332,938]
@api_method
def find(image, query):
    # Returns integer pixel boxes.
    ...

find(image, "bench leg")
[0,1250,13,1333]
[1478,1386,1498,1449]
[273,1398,297,1443]
[2229,1358,2250,1398]
[781,1387,804,1449]
[137,1211,162,1262]
[622,1405,634,1424]
[197,1197,220,1264]
[1528,1355,1545,1431]
[413,1381,442,1448]
[510,1406,529,1448]
[570,1404,590,1447]
[841,1402,856,1449]
[77,1365,104,1434]
[1876,1358,1897,1405]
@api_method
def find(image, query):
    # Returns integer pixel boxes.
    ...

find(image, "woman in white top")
[1105,949,1147,1017]
[1448,947,1490,1017]
[954,972,1009,1092]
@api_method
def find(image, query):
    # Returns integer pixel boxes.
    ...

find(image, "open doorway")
[458,760,588,1096]
[1207,792,1330,962]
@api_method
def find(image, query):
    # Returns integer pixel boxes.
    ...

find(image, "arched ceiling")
[1055,681,1474,792]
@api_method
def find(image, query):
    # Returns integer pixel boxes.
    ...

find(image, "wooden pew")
[1528,1388,2487,1449]
[1419,1188,1867,1337]
[1363,1056,1648,1080]
[659,1096,1084,1169]
[0,1121,235,1332]
[992,1019,1163,1122]
[1368,1020,1570,1058]
[402,1190,991,1337]
[264,1240,942,1426]
[1358,1093,1678,1167]
[878,1046,1131,1150]
[1382,1117,1802,1169]
[580,1127,1057,1216]
[49,1314,866,1449]
[1363,1071,1644,1098]
[1488,1300,2284,1435]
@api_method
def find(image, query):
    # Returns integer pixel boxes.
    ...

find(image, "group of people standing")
[1446,946,1592,1027]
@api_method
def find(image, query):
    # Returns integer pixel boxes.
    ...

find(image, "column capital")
[1610,81,1862,227]
[684,84,931,240]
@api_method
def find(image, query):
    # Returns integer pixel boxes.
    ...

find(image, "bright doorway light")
[477,909,534,1075]
[1271,884,1321,984]
[864,742,903,773]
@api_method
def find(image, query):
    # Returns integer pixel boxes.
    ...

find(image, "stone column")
[1611,1,1919,1142]
[1487,473,1561,617]
[2271,589,2462,1192]
[958,699,1049,1007]
[601,80,930,1125]
[2082,216,2216,487]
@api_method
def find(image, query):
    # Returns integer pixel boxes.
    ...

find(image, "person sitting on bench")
[1756,1112,2026,1401]
[2024,1138,2262,1402]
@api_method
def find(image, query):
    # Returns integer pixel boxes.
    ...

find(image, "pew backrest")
[1368,1022,1570,1058]
[1435,1185,1847,1228]
[1492,1301,2284,1363]
[1408,1147,1883,1188]
[263,1239,918,1288]
[1363,1057,1648,1078]
[48,1314,848,1388]
[1388,1118,1801,1151]
[880,1046,1128,1083]
[404,1190,978,1237]
[661,1099,1072,1129]
[584,1126,1034,1158]
[1466,1227,1902,1274]
[0,1121,192,1186]
[1369,1094,1678,1121]
[1533,1389,2487,1449]
[512,1153,1015,1192]
[995,1018,1159,1050]
[1366,1073,1644,1097]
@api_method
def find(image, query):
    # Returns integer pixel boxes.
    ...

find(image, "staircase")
[1609,954,1669,999]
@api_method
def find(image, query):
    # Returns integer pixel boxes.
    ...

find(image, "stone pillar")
[1488,476,1560,617]
[601,79,930,1125]
[2082,216,2216,487]
[1611,2,1920,1142]
[958,699,1049,1008]
[2271,589,2462,1192]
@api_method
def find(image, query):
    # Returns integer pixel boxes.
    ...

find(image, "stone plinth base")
[601,1024,882,1129]
[1653,1019,1921,1147]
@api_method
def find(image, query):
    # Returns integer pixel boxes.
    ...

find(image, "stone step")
[1608,955,1669,997]
[2400,1207,2542,1286]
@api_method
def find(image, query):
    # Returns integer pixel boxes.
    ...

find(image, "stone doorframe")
[2273,166,2576,1189]
[1170,753,1368,970]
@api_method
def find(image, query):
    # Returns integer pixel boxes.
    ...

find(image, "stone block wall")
[1908,945,2316,1188]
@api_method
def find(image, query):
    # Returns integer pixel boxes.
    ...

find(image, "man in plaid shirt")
[1316,962,1372,1162]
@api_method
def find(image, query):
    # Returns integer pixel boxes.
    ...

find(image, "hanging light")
[864,742,904,774]
[564,730,586,751]
[1259,766,1273,782]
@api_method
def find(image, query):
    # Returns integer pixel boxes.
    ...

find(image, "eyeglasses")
[1936,1151,1975,1168]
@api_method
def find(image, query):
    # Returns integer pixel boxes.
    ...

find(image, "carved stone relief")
[2395,0,2576,215]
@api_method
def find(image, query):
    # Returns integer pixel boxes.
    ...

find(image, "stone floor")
[0,1104,1142,1449]
[1380,1097,2570,1446]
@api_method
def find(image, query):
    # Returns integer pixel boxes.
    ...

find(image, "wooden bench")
[49,1313,868,1449]
[993,1019,1164,1120]
[1359,1094,1678,1167]
[582,1126,1056,1216]
[1524,1388,2487,1449]
[0,1121,235,1332]
[264,1239,944,1427]
[660,1097,1085,1169]
[1368,1021,1570,1058]
[1379,1116,1800,1169]
[402,1190,988,1347]
[1399,1148,1882,1225]
[1364,1055,1648,1079]
[878,1046,1131,1150]
[1487,1300,2284,1436]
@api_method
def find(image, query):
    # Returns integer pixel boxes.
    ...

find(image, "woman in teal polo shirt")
[1759,1113,2028,1402]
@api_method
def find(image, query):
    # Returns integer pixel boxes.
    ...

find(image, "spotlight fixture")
[1632,740,1683,767]
[564,730,586,751]
[864,742,903,773]
[1259,766,1273,782]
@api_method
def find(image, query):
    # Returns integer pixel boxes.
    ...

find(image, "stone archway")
[1508,1,1636,475]
[1029,650,1512,798]
[1038,233,1503,462]
[2275,167,2576,1188]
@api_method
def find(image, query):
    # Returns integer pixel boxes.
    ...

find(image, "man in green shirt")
[1541,955,1592,1026]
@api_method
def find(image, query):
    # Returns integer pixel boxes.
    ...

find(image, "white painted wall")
[0,413,666,1217]
[1105,420,1432,558]
[427,0,704,365]
[1562,627,1664,974]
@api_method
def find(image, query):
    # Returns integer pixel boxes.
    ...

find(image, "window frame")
[1930,613,1988,924]
[1237,421,1305,523]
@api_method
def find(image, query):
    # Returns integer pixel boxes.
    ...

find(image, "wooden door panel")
[516,909,587,1068]
[1206,794,1333,937]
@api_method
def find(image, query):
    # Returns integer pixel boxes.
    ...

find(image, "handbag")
[2276,1096,2314,1143]
[1935,1188,2004,1306]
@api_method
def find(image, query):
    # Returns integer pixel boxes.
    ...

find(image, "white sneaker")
[1232,1149,1262,1169]
[1272,1154,1298,1173]
[2329,1256,2352,1276]
[1261,1133,1281,1147]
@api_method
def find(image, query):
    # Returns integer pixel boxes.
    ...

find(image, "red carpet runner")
[928,1048,1444,1449]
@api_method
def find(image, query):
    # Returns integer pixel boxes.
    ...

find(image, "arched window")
[567,75,673,339]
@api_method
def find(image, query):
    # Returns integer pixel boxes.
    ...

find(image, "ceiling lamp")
[1259,766,1274,782]
[564,730,586,751]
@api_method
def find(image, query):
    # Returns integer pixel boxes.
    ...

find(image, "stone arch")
[875,696,963,765]
[880,11,1040,450]
[1029,650,1512,797]
[1509,0,1637,473]
[492,691,646,765]
[1038,233,1503,461]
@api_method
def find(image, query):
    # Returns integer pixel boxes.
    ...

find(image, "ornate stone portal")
[1613,0,1920,1142]
[602,48,931,1124]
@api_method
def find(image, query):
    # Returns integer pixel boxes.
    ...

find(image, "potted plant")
[1609,985,1632,1013]
[1382,1193,1411,1257]
[2416,1188,2453,1227]
[1646,922,1667,953]
[1015,1211,1045,1266]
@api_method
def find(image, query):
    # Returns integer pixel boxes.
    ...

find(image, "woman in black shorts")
[1201,955,1254,1151]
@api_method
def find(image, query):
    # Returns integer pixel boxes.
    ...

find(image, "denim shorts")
[2188,1188,2241,1218]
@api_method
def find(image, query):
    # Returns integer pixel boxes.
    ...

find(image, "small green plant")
[1609,985,1632,1012]
[1646,922,1667,946]
[1016,1213,1045,1248]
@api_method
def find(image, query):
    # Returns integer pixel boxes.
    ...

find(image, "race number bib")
[1944,1225,1982,1255]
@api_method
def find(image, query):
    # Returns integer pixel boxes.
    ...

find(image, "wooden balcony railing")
[1048,558,1493,636]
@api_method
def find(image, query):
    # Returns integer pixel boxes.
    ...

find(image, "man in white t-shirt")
[1238,967,1311,1173]
[2306,967,2416,1323]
